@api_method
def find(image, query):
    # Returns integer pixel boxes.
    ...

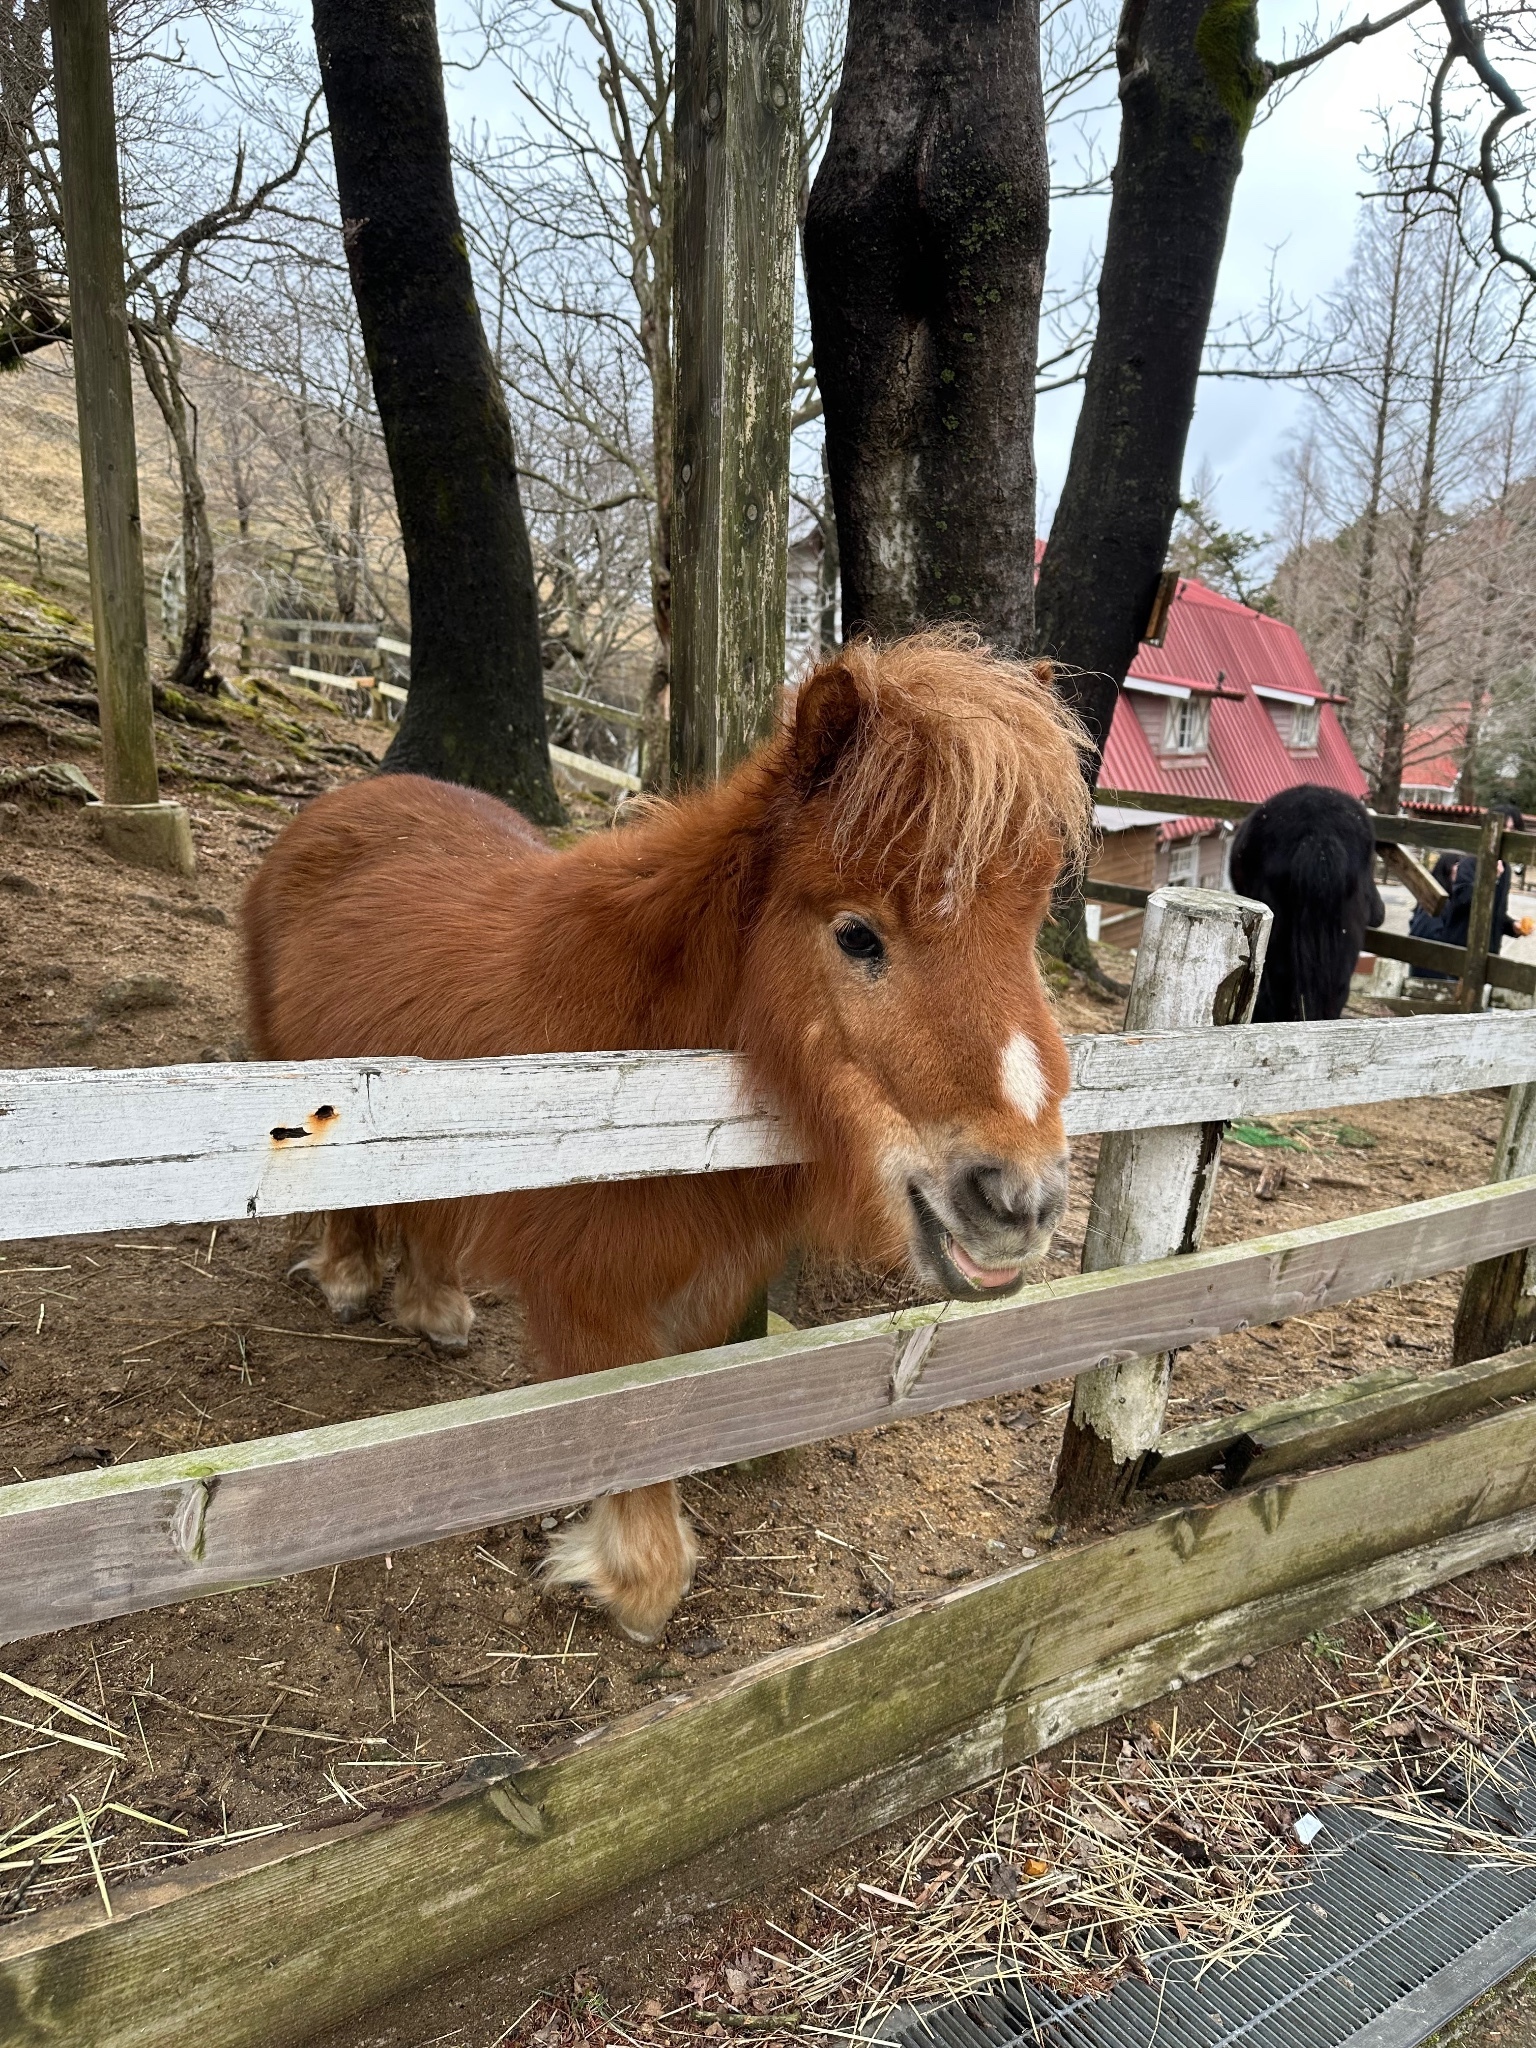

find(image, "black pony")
[1228,785,1384,1023]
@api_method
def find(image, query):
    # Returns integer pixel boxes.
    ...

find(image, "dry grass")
[513,1581,1536,2046]
[0,1666,297,1923]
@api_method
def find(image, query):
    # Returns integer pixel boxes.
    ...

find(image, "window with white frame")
[1289,700,1320,750]
[1166,838,1199,885]
[1163,695,1210,755]
[1260,695,1322,751]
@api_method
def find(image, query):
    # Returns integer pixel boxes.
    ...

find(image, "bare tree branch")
[1266,0,1433,82]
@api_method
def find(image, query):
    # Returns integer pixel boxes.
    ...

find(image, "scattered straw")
[513,1578,1536,2044]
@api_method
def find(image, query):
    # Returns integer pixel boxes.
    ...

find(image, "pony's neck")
[541,755,780,1051]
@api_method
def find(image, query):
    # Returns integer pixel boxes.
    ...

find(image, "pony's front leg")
[542,1483,699,1644]
[290,1208,384,1323]
[525,1293,700,1642]
[391,1224,475,1353]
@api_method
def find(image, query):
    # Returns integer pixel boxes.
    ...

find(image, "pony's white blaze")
[1001,1030,1049,1123]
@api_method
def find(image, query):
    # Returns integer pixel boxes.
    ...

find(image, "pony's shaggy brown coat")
[243,632,1090,1638]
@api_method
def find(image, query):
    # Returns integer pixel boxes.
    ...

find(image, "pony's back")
[243,773,548,1061]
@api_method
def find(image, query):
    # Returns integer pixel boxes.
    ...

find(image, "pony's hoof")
[390,1277,475,1353]
[541,1495,698,1644]
[289,1254,375,1324]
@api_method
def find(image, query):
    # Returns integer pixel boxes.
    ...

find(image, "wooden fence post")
[49,0,194,875]
[670,0,805,788]
[1452,1081,1536,1365]
[672,0,804,1339]
[1051,885,1272,1522]
[1455,806,1506,1012]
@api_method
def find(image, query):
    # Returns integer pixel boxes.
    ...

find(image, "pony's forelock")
[804,630,1093,911]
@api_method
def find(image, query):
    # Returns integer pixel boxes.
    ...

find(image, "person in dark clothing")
[1410,805,1533,963]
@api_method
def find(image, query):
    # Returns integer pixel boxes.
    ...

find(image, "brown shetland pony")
[243,633,1091,1641]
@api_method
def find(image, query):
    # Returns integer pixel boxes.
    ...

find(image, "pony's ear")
[1029,657,1054,689]
[792,657,871,791]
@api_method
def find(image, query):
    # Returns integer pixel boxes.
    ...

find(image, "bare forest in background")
[1263,202,1536,813]
[2,0,1535,795]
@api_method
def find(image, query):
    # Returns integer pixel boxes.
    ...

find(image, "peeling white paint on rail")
[4,1010,1536,1243]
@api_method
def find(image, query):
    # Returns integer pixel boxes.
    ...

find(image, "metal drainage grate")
[884,1734,1536,2048]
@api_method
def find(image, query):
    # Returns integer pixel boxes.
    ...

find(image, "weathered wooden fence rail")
[4,1171,1535,1646]
[7,1009,1536,1241]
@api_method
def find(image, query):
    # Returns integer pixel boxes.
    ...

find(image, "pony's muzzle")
[908,1151,1069,1300]
[952,1155,1069,1241]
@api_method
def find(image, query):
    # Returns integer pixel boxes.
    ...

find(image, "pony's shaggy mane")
[810,631,1093,911]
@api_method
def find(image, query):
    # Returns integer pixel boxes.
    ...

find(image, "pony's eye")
[834,917,885,968]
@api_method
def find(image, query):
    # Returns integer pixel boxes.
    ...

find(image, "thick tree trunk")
[312,0,561,824]
[1033,0,1264,767]
[804,0,1049,658]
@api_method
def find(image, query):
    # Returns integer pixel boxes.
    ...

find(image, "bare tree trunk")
[1032,0,1264,768]
[640,222,674,708]
[804,0,1049,658]
[1373,238,1459,813]
[1457,410,1521,803]
[816,437,839,652]
[1338,218,1407,712]
[340,447,363,620]
[312,0,561,823]
[132,311,219,694]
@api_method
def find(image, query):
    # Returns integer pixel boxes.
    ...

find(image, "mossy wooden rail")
[5,1399,1536,2048]
[6,1173,1536,1645]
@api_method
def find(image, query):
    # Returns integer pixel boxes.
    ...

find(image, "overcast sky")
[1034,9,1440,546]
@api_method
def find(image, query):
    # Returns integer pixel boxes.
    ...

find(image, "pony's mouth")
[907,1187,1029,1301]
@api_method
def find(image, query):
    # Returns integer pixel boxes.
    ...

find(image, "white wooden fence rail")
[3,1009,1534,1243]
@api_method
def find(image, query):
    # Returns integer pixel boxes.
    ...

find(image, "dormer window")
[1164,695,1210,756]
[1254,686,1321,752]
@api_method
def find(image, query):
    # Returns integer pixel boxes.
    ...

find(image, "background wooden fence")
[236,614,648,791]
[1088,786,1536,1009]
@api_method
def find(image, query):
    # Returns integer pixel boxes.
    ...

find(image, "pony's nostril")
[969,1164,1014,1223]
[960,1163,1038,1230]
[954,1157,1069,1236]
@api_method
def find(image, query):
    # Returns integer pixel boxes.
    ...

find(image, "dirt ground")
[0,585,1529,2042]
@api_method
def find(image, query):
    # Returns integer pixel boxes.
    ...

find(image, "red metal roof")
[1397,706,1469,794]
[1100,577,1367,835]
